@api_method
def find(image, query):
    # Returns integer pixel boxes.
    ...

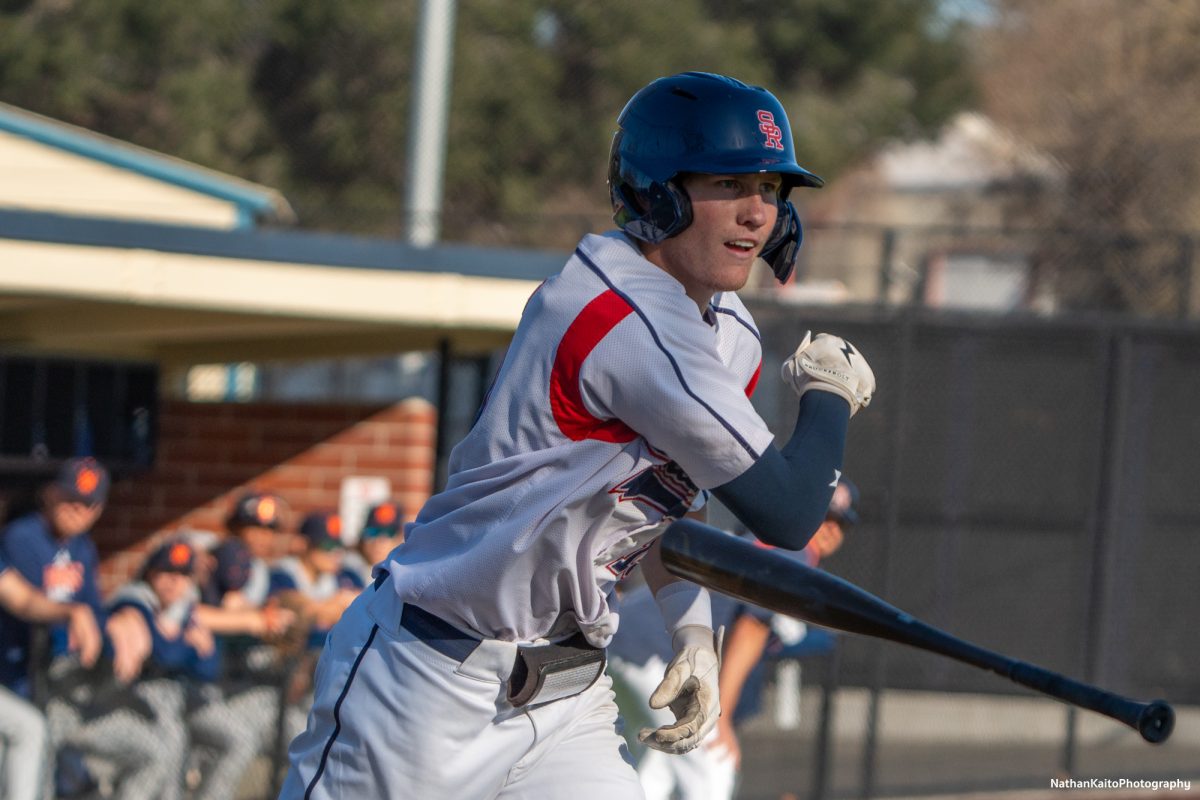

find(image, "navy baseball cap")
[53,457,110,505]
[827,477,860,526]
[300,511,344,551]
[212,539,253,593]
[360,502,402,540]
[144,540,197,576]
[228,492,285,531]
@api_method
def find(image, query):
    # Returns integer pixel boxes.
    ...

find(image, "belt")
[374,570,482,661]
[400,603,481,661]
[374,570,607,708]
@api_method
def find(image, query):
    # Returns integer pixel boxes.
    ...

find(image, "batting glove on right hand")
[638,625,723,755]
[781,331,876,416]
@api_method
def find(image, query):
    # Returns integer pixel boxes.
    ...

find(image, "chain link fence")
[719,299,1200,798]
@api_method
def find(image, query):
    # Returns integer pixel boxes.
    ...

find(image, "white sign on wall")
[339,476,393,546]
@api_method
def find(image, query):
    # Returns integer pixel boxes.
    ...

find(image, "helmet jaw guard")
[608,71,822,282]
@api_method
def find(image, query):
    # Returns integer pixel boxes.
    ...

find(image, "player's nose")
[737,192,773,229]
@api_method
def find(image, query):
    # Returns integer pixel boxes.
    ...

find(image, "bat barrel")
[659,519,1176,744]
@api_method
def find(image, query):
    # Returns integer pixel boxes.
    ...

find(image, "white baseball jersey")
[385,231,774,647]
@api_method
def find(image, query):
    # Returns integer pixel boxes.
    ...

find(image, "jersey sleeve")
[580,296,774,489]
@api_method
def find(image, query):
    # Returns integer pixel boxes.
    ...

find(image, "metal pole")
[860,309,914,800]
[434,338,453,492]
[810,646,841,800]
[1065,331,1131,774]
[404,0,457,246]
[876,228,897,305]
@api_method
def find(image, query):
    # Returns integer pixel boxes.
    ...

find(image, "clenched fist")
[781,331,876,416]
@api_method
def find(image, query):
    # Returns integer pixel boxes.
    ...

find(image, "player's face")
[239,525,276,560]
[308,547,343,575]
[644,173,781,308]
[150,570,194,607]
[46,495,105,538]
[361,535,402,568]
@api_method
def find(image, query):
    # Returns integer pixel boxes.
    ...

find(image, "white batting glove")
[638,625,723,755]
[781,331,876,416]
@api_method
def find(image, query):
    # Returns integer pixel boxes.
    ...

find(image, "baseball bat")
[658,519,1174,744]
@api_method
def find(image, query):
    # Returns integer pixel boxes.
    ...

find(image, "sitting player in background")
[269,511,365,740]
[342,501,405,584]
[0,549,101,800]
[268,510,364,641]
[106,540,222,800]
[187,491,300,799]
[0,458,157,799]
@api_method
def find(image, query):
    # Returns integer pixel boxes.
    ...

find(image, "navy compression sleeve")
[711,391,850,550]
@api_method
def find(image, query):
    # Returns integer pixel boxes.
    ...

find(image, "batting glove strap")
[638,625,724,755]
[781,331,876,417]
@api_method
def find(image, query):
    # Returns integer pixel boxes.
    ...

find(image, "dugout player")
[282,72,875,800]
[106,540,222,800]
[0,458,159,798]
[343,500,406,584]
[0,549,101,800]
[186,492,299,797]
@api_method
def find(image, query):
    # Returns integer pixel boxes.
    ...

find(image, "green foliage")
[0,0,975,244]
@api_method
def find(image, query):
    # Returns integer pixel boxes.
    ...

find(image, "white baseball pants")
[279,578,644,800]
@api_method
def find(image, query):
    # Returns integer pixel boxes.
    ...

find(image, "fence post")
[810,646,841,800]
[859,307,915,800]
[1065,329,1132,774]
[876,229,897,305]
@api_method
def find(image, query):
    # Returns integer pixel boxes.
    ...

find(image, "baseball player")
[342,501,406,584]
[106,539,222,800]
[0,549,102,800]
[268,510,364,642]
[282,71,875,800]
[0,458,163,798]
[186,492,299,799]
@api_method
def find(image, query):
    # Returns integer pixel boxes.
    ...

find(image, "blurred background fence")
[703,298,1200,799]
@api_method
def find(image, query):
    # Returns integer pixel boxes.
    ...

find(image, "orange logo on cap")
[328,516,342,537]
[256,497,277,523]
[169,543,192,567]
[374,504,397,525]
[76,468,99,496]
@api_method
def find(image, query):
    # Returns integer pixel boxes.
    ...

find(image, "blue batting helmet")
[608,72,823,283]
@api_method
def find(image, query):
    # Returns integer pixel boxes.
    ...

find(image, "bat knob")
[1138,700,1175,744]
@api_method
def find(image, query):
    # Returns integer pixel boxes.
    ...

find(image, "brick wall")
[92,397,436,595]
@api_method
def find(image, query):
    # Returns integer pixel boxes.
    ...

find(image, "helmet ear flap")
[760,200,803,284]
[650,179,692,240]
[611,167,693,244]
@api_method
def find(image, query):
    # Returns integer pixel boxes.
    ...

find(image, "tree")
[979,0,1200,315]
[0,0,977,249]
